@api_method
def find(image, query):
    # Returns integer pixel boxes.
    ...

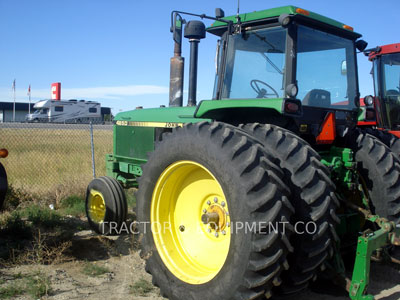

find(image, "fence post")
[90,121,96,178]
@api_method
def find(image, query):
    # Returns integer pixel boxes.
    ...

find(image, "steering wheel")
[250,79,279,98]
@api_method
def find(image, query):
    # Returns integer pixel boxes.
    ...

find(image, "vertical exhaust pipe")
[169,43,185,107]
[169,14,184,107]
[184,20,206,107]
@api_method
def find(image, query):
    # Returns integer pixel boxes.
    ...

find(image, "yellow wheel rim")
[151,160,231,284]
[88,189,106,223]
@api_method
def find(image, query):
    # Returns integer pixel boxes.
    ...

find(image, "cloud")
[0,84,169,102]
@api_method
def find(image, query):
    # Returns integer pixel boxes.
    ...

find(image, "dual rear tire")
[136,122,294,300]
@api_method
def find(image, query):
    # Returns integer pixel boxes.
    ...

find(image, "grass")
[0,271,51,299]
[129,278,154,296]
[60,195,85,217]
[82,262,110,277]
[0,285,24,299]
[24,205,63,228]
[1,126,112,199]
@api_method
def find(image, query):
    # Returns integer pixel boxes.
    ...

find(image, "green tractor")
[85,6,400,300]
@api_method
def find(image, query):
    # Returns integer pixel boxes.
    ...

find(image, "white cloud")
[0,84,169,102]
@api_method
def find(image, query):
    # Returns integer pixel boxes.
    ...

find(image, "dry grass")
[1,126,112,198]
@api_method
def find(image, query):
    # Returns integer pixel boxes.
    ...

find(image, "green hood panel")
[114,106,207,124]
[194,98,284,118]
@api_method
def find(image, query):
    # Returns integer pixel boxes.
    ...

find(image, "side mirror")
[215,8,225,19]
[356,39,368,52]
[172,13,184,45]
[364,95,374,107]
[341,60,347,75]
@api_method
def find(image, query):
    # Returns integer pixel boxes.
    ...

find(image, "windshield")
[379,53,400,128]
[296,26,357,110]
[34,109,48,114]
[220,27,286,99]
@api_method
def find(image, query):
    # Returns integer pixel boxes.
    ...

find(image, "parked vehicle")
[26,99,102,123]
[86,6,400,300]
[0,148,8,210]
[358,43,400,155]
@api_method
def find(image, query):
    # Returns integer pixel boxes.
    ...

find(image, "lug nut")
[215,232,219,237]
[207,200,211,205]
[221,201,225,207]
[214,197,218,203]
[226,211,229,216]
[202,209,207,213]
[207,228,211,233]
[179,225,185,232]
[227,222,230,227]
[222,230,226,235]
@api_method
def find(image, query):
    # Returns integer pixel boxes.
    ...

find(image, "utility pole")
[12,79,16,122]
[28,84,31,114]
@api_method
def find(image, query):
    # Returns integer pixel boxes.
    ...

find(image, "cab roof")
[208,5,360,38]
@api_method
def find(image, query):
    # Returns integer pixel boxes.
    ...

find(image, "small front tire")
[85,176,127,235]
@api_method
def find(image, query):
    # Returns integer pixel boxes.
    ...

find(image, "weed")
[0,271,51,299]
[130,278,154,296]
[0,211,31,238]
[24,205,63,228]
[3,185,35,211]
[0,284,24,299]
[82,262,110,277]
[60,195,85,217]
[25,271,52,299]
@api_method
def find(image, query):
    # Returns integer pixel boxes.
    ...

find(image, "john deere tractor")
[86,6,400,300]
[358,43,400,156]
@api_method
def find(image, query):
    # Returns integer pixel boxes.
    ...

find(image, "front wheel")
[136,122,293,300]
[85,176,127,235]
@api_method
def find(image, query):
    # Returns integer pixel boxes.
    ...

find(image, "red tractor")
[359,43,400,155]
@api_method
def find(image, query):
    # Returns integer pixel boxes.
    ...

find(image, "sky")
[1,0,399,114]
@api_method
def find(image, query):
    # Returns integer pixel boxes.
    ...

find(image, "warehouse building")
[0,102,34,122]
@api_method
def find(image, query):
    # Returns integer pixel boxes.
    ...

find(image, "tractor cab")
[366,44,400,131]
[189,6,368,145]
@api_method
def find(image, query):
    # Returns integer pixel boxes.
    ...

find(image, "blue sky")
[1,0,399,114]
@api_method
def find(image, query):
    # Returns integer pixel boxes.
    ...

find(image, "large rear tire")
[350,130,400,223]
[0,163,7,210]
[136,122,293,300]
[85,176,127,235]
[361,128,400,157]
[240,123,339,293]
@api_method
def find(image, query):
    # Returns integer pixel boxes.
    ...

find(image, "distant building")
[0,102,34,122]
[0,101,112,123]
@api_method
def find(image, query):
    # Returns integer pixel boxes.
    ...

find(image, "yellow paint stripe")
[116,121,184,128]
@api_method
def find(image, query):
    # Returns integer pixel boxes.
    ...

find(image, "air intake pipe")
[184,20,206,107]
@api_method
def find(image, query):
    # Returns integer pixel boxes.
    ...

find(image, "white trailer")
[26,99,102,123]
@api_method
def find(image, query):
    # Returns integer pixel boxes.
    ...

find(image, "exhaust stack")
[169,14,184,107]
[184,21,206,107]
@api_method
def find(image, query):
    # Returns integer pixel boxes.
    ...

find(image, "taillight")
[285,102,299,113]
[0,149,8,158]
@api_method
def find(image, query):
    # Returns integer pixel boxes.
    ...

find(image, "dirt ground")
[1,226,400,300]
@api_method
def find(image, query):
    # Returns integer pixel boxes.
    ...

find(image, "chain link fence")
[0,123,113,201]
